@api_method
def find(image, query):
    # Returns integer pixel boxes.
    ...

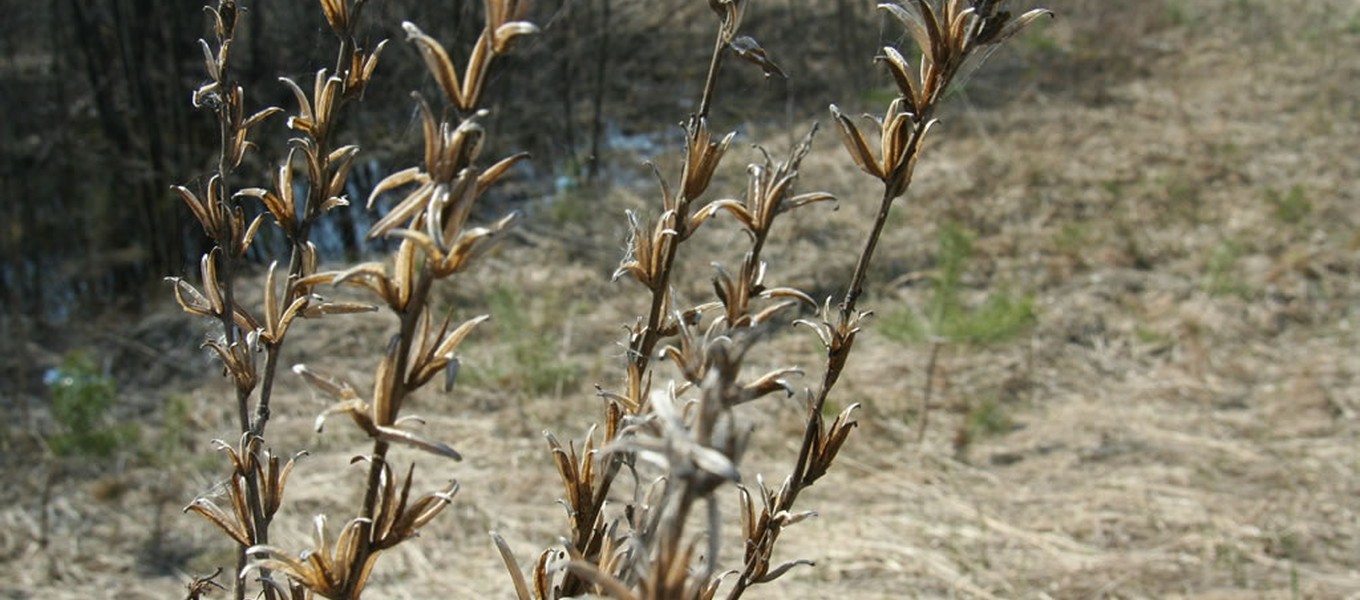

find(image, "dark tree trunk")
[586,0,610,181]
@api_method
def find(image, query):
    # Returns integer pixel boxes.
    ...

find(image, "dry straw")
[171,1,1048,598]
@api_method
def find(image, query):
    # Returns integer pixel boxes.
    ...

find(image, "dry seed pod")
[402,16,537,112]
[184,568,227,600]
[244,515,372,597]
[492,532,534,600]
[318,0,351,33]
[728,36,785,79]
[710,0,748,43]
[297,361,464,460]
[280,70,342,139]
[801,403,859,485]
[369,464,459,550]
[679,117,734,202]
[343,40,388,99]
[829,101,932,198]
[235,149,301,234]
[184,434,274,547]
[408,312,489,389]
[612,210,677,290]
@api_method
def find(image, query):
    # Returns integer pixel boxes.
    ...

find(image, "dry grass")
[3,0,1360,598]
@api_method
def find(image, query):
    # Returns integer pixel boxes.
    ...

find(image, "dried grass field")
[3,1,1360,598]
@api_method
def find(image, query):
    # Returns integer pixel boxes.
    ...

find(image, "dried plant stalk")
[493,1,1051,599]
[727,1,1051,596]
[171,2,285,596]
[235,1,537,598]
[173,1,1048,598]
[173,0,393,598]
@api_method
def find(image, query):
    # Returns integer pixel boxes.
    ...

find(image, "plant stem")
[838,188,896,323]
[249,13,354,507]
[917,340,942,443]
[341,266,433,600]
[730,112,928,595]
[557,21,733,598]
[697,28,726,119]
[207,57,270,599]
[632,23,729,387]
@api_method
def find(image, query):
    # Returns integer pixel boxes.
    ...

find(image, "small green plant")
[862,85,901,107]
[1163,174,1205,225]
[881,222,1034,441]
[1053,221,1092,261]
[1265,184,1310,225]
[149,393,207,471]
[1020,25,1060,54]
[45,351,139,459]
[1203,238,1251,298]
[159,394,191,458]
[950,392,1015,458]
[965,393,1012,438]
[1133,325,1175,354]
[883,222,1035,345]
[477,286,582,397]
[1164,0,1192,27]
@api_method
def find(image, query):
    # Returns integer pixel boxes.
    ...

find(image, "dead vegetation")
[2,0,1359,598]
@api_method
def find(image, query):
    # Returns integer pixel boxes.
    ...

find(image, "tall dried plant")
[488,1,1050,599]
[173,1,1047,598]
[173,0,533,597]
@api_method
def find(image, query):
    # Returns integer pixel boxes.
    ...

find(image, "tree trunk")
[586,0,611,181]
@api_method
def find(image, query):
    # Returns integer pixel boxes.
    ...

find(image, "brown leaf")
[492,21,540,53]
[319,0,349,32]
[476,152,530,196]
[492,532,533,600]
[168,278,213,318]
[366,167,424,210]
[328,262,396,304]
[372,336,401,425]
[729,35,785,79]
[199,251,224,316]
[300,300,376,319]
[279,76,314,126]
[292,364,361,403]
[173,185,214,235]
[184,496,251,547]
[403,21,465,108]
[460,32,493,112]
[367,181,434,240]
[326,144,361,199]
[829,105,883,179]
[879,46,921,113]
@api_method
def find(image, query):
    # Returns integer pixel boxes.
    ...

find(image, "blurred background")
[0,0,1108,325]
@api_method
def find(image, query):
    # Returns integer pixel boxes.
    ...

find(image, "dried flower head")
[831,0,1050,198]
